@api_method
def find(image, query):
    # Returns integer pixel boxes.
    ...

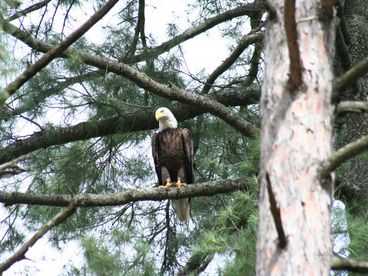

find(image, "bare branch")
[125,0,146,59]
[0,178,249,207]
[0,154,27,178]
[0,0,120,103]
[6,0,52,21]
[284,0,303,91]
[331,255,368,273]
[336,101,368,114]
[129,3,266,63]
[0,154,27,170]
[201,31,263,94]
[334,57,368,95]
[0,201,76,274]
[321,134,368,178]
[243,37,263,87]
[138,0,147,49]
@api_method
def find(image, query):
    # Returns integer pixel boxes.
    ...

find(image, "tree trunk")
[257,1,336,275]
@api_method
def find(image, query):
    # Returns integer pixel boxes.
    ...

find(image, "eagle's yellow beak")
[155,110,164,121]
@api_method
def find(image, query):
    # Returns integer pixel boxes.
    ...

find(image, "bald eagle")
[152,107,194,223]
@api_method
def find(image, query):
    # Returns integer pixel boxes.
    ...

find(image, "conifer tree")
[0,1,367,275]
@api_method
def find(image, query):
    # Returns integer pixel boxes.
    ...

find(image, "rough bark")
[257,0,336,274]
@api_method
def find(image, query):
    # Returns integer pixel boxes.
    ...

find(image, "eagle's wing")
[151,132,161,186]
[181,128,194,184]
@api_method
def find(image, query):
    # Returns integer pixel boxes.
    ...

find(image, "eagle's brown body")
[152,128,194,186]
[152,127,194,222]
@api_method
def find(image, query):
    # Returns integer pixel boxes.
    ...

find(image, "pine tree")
[0,1,367,275]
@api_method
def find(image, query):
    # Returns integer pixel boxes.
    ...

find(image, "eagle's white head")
[155,107,178,130]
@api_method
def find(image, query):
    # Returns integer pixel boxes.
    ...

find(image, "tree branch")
[331,255,368,273]
[334,57,368,95]
[243,36,263,87]
[0,87,260,165]
[266,173,287,249]
[320,134,368,178]
[129,3,266,63]
[0,178,249,207]
[201,31,263,94]
[0,154,27,178]
[0,201,76,274]
[178,253,214,275]
[336,101,368,114]
[284,0,303,91]
[6,0,52,21]
[125,0,146,59]
[0,0,120,103]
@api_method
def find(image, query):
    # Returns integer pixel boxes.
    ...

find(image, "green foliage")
[81,236,122,275]
[189,179,259,275]
[0,206,25,255]
[63,232,157,276]
[347,209,368,260]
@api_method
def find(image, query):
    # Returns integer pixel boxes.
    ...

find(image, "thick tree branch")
[0,0,120,103]
[336,101,368,114]
[321,134,368,178]
[0,201,76,274]
[201,31,263,94]
[0,178,249,207]
[129,3,266,63]
[331,255,368,273]
[284,0,303,91]
[0,87,260,165]
[334,57,368,95]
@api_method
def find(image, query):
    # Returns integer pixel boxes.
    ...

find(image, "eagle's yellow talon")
[159,181,173,188]
[176,179,187,189]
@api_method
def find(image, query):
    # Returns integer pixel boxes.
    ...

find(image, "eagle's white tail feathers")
[171,198,190,223]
